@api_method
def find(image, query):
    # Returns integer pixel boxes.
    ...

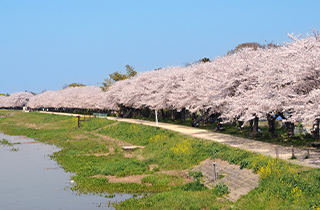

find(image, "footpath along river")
[0,133,132,210]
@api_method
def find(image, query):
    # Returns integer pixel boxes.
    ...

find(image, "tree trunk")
[267,114,276,135]
[253,117,259,132]
[250,117,259,137]
[124,107,133,118]
[119,106,125,118]
[131,108,137,117]
[285,122,295,138]
[249,120,253,132]
[161,109,165,120]
[192,113,196,121]
[171,110,175,122]
[176,110,182,120]
[232,118,237,126]
[312,119,320,140]
[238,120,244,130]
[181,108,186,121]
[138,109,142,118]
[142,108,150,118]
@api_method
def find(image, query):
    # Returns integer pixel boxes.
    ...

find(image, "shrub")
[212,182,229,196]
[240,159,250,169]
[181,179,207,191]
[188,171,203,180]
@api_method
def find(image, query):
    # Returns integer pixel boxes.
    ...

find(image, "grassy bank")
[1,110,320,209]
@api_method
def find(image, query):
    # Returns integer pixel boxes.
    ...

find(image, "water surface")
[0,133,132,210]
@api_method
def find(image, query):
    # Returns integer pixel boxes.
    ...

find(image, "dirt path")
[106,117,320,168]
[39,112,320,168]
[92,170,191,185]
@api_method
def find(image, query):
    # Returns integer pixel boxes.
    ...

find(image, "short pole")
[306,149,310,159]
[155,110,158,127]
[77,116,80,128]
[291,145,295,159]
[213,162,217,180]
[275,147,279,158]
[212,152,218,180]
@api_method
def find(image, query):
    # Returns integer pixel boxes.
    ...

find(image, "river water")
[0,133,132,210]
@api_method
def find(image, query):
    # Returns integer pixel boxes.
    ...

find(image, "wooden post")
[275,147,279,158]
[77,116,80,128]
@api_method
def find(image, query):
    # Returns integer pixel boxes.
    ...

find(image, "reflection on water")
[0,133,132,210]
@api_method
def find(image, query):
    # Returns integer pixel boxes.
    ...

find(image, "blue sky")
[1,0,320,94]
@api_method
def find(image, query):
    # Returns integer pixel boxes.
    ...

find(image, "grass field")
[1,110,320,209]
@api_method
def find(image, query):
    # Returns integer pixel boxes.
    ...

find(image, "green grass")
[141,174,185,186]
[1,110,320,209]
[98,122,212,170]
[212,182,229,196]
[114,190,228,210]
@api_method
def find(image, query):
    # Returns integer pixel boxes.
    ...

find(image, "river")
[0,133,132,210]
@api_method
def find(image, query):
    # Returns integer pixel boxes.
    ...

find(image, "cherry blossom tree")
[0,95,8,108]
[28,86,110,110]
[214,31,320,136]
[0,92,34,108]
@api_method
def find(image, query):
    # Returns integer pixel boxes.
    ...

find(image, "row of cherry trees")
[0,86,110,110]
[104,32,320,134]
[1,31,320,137]
[0,92,35,108]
